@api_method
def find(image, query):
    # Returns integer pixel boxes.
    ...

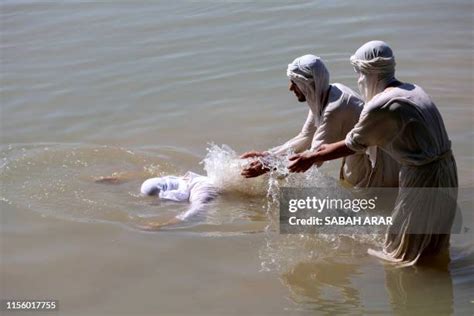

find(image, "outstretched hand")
[288,151,317,173]
[239,150,269,159]
[241,160,270,178]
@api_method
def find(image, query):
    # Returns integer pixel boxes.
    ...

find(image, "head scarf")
[350,41,396,101]
[287,55,330,123]
[140,176,182,197]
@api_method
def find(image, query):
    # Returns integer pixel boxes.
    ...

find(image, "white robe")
[140,171,218,221]
[345,83,458,266]
[270,83,399,187]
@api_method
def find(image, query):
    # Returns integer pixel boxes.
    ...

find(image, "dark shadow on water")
[279,249,459,314]
[384,250,454,315]
[281,259,363,314]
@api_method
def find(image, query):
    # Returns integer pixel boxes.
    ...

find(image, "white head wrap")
[287,55,330,123]
[350,40,396,102]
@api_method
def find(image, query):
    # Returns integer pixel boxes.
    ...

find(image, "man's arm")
[314,140,355,162]
[241,159,271,178]
[268,109,317,155]
[288,140,354,173]
[241,109,316,178]
[240,151,269,159]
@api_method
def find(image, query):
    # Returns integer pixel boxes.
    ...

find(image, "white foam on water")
[201,143,269,196]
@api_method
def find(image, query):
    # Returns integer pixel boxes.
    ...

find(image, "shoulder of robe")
[332,83,363,100]
[361,99,404,118]
[325,83,363,114]
[362,83,420,116]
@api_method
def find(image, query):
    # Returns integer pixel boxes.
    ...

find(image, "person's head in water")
[287,55,330,121]
[140,177,165,196]
[350,40,397,102]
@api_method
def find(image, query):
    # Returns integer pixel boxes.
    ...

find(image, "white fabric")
[271,54,398,187]
[140,171,218,221]
[269,79,398,187]
[350,40,397,103]
[286,55,330,125]
[345,82,458,266]
[350,41,398,166]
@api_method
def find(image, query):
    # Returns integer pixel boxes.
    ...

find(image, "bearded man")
[288,41,458,266]
[241,54,398,188]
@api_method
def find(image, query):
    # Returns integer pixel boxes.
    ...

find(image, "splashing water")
[201,143,300,196]
[201,143,270,196]
[1,142,384,269]
[228,148,384,273]
[199,144,383,272]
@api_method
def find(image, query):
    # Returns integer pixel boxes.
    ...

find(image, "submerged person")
[139,171,218,229]
[288,41,458,266]
[241,54,399,188]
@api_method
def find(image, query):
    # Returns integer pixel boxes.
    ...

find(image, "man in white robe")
[288,41,458,266]
[241,54,399,188]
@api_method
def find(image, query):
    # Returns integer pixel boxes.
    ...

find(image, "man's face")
[353,67,369,101]
[289,80,306,102]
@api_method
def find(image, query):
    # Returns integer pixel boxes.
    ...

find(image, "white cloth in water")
[140,171,218,221]
[270,55,398,187]
[346,42,458,266]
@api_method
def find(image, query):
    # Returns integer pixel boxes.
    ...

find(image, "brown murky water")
[1,1,472,315]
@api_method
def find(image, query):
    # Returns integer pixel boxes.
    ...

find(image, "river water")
[1,1,473,315]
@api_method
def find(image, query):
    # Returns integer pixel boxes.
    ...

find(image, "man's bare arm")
[288,140,354,173]
[239,150,269,159]
[313,140,355,162]
[241,160,270,178]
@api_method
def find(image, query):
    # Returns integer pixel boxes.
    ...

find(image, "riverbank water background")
[1,1,473,315]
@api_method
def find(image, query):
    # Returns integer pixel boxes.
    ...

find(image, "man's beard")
[358,74,377,102]
[358,73,390,102]
[358,79,368,101]
[298,95,306,102]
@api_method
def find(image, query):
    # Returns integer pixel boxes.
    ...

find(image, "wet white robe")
[345,83,458,266]
[141,171,218,221]
[270,83,399,187]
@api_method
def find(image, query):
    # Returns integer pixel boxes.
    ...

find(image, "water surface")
[1,1,473,315]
